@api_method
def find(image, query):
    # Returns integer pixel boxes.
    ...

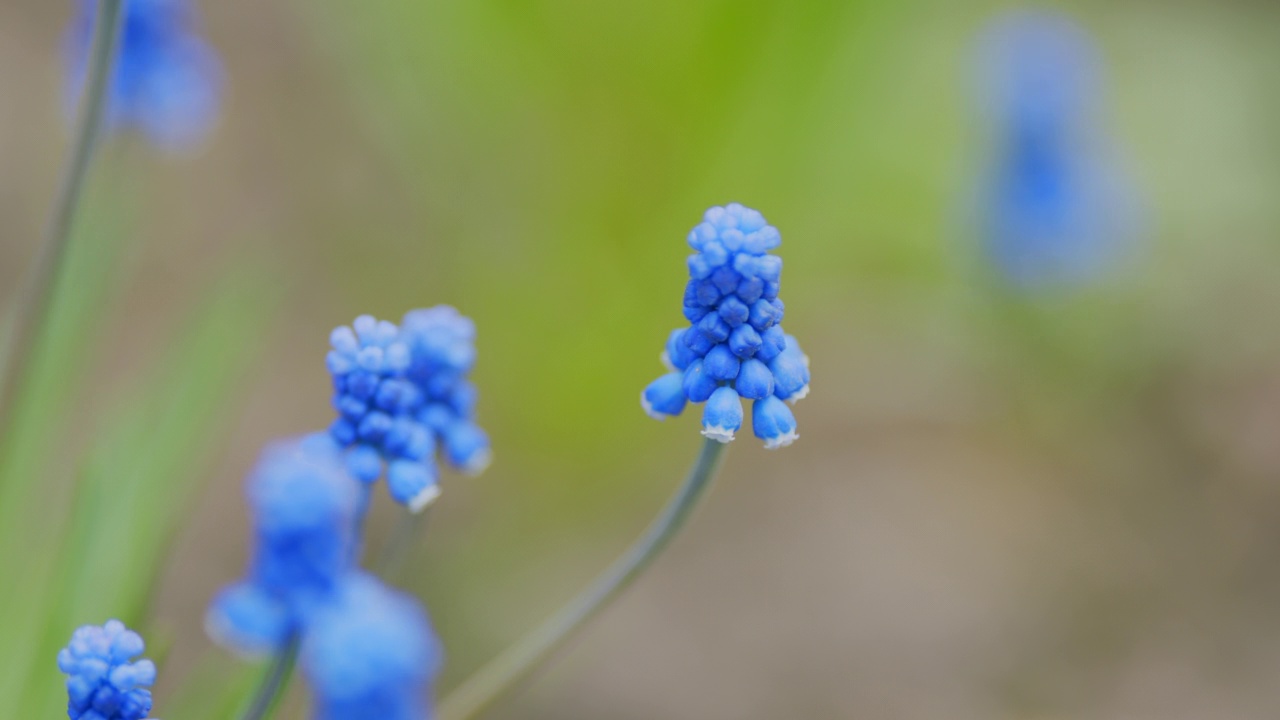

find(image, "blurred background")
[2,0,1280,718]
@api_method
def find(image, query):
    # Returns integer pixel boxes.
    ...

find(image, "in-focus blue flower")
[327,307,490,512]
[67,0,224,150]
[973,10,1140,288]
[642,204,810,448]
[302,573,443,720]
[58,620,156,720]
[206,434,360,656]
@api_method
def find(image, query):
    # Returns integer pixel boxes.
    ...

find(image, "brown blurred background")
[3,0,1280,718]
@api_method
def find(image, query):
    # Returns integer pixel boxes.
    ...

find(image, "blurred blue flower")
[327,308,489,512]
[642,204,809,448]
[67,0,223,150]
[58,620,156,720]
[302,573,442,720]
[206,434,360,656]
[973,10,1140,287]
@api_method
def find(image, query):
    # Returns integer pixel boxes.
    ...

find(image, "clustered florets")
[642,203,810,448]
[328,307,490,512]
[205,434,358,655]
[205,437,443,719]
[58,620,156,720]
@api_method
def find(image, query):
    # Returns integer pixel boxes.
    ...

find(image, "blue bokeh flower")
[302,573,443,720]
[327,308,490,512]
[67,0,223,150]
[643,204,809,448]
[973,10,1139,287]
[206,434,360,656]
[58,620,156,720]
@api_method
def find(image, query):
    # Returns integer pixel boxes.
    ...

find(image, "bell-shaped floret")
[387,460,440,513]
[701,387,743,443]
[642,373,688,420]
[751,396,798,449]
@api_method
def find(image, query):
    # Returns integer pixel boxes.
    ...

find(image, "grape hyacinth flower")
[302,573,443,720]
[327,308,489,512]
[58,620,156,720]
[67,0,224,150]
[206,434,360,656]
[642,204,809,448]
[972,10,1140,287]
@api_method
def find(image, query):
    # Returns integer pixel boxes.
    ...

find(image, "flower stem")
[377,507,432,581]
[438,438,729,720]
[0,0,125,441]
[239,632,300,720]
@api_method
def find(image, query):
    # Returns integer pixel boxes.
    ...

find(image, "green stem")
[377,507,432,581]
[439,438,729,720]
[239,633,300,720]
[0,0,125,441]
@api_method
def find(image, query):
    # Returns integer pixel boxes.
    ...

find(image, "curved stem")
[239,632,300,720]
[439,438,728,720]
[0,0,125,441]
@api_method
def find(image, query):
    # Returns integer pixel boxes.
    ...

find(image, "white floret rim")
[408,484,442,514]
[784,384,810,405]
[701,425,737,443]
[462,449,493,476]
[660,350,675,372]
[762,429,798,450]
[641,391,672,421]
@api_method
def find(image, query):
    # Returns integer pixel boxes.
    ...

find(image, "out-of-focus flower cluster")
[206,435,442,719]
[642,204,809,448]
[328,307,490,512]
[303,574,442,720]
[67,0,223,151]
[58,620,155,720]
[205,434,358,655]
[973,10,1140,287]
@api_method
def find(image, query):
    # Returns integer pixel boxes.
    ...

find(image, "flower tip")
[203,584,289,660]
[641,391,671,421]
[700,425,737,443]
[461,448,492,476]
[408,484,441,514]
[761,429,799,450]
[783,384,810,404]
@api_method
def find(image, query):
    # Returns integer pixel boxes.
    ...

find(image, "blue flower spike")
[326,307,490,513]
[302,574,443,720]
[206,434,360,657]
[643,204,808,448]
[67,0,224,151]
[58,620,156,720]
[973,10,1140,287]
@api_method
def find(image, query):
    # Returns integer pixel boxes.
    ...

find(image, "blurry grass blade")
[0,182,140,707]
[162,651,264,720]
[15,267,278,718]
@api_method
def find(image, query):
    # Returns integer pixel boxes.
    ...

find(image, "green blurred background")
[2,0,1280,717]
